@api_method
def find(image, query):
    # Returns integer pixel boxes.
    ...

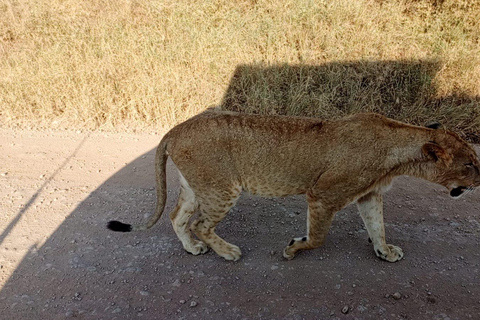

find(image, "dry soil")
[0,128,480,319]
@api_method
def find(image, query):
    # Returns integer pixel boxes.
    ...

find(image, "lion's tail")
[107,136,169,232]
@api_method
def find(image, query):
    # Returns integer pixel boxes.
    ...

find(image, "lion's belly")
[241,175,308,197]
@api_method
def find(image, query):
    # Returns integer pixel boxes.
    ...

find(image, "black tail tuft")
[107,220,133,232]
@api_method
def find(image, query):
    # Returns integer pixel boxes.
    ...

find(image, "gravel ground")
[0,128,480,319]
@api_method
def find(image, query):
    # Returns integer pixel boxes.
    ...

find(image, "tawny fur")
[109,109,480,262]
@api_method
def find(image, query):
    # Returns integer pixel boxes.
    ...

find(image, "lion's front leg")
[357,192,403,262]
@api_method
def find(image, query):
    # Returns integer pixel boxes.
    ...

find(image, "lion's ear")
[426,122,442,129]
[422,142,452,165]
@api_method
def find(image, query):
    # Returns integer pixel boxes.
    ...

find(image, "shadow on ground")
[1,60,480,319]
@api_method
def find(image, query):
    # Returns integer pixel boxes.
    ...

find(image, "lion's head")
[422,130,480,198]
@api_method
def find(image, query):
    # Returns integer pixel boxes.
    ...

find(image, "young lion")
[108,110,480,262]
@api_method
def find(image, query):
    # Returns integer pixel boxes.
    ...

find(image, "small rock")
[190,301,198,307]
[179,300,186,304]
[1,172,8,176]
[357,305,368,312]
[341,306,349,314]
[393,292,402,300]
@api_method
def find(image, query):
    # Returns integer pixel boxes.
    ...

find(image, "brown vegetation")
[1,0,479,139]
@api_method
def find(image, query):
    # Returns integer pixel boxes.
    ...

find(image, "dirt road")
[1,128,479,319]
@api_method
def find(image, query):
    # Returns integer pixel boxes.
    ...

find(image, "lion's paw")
[375,244,403,262]
[218,243,242,261]
[283,237,306,260]
[185,240,209,255]
[283,247,296,260]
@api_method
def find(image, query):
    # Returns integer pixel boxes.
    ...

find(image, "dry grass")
[0,0,479,139]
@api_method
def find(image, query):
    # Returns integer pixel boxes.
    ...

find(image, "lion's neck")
[392,161,435,181]
[383,130,436,181]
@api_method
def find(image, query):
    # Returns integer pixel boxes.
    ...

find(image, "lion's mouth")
[450,186,475,198]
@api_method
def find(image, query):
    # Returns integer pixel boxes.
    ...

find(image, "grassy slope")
[0,0,479,139]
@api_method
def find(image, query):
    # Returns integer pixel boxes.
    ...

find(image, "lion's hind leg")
[190,185,242,261]
[283,196,336,260]
[169,172,208,255]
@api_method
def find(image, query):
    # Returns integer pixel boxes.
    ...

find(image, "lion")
[108,110,480,262]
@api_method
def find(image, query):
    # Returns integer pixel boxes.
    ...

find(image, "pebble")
[393,292,402,300]
[190,301,198,307]
[1,172,8,176]
[341,306,349,314]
